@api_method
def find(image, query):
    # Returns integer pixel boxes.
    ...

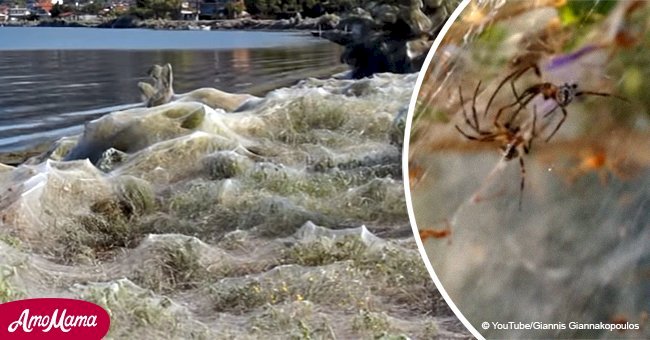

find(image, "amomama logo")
[0,298,110,339]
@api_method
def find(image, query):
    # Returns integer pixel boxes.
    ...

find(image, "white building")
[8,8,31,20]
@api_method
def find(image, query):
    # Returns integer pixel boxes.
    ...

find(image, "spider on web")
[453,64,626,208]
[454,79,538,209]
[488,65,627,142]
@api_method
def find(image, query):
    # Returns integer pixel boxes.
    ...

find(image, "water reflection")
[0,43,344,151]
[231,49,251,72]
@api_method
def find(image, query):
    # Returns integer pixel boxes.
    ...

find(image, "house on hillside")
[32,0,53,13]
[180,1,198,20]
[198,0,225,19]
[8,7,31,20]
[30,0,53,19]
[199,0,243,19]
[0,6,9,21]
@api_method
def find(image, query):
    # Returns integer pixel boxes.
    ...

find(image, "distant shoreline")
[1,16,332,31]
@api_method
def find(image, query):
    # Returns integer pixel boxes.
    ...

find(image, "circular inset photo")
[407,0,649,339]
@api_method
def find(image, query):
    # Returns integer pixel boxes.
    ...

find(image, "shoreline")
[0,63,348,167]
[1,16,336,31]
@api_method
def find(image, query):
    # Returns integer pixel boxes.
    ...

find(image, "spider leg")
[576,91,629,102]
[485,71,517,118]
[455,125,479,140]
[509,64,539,98]
[471,80,482,131]
[508,82,546,124]
[495,91,536,128]
[458,85,473,128]
[531,63,542,77]
[484,64,540,118]
[509,73,519,98]
[455,125,499,142]
[532,104,538,138]
[459,83,489,134]
[507,94,535,125]
[545,104,568,142]
[493,101,519,127]
[543,104,559,118]
[524,105,538,154]
[518,155,525,211]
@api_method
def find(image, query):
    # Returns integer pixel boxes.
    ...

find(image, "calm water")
[0,27,344,152]
[0,27,319,50]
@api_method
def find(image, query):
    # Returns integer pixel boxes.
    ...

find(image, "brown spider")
[484,63,541,120]
[455,82,538,209]
[489,66,627,142]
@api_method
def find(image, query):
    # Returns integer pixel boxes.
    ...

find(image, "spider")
[484,63,541,120]
[505,82,624,142]
[455,81,538,209]
[489,66,627,142]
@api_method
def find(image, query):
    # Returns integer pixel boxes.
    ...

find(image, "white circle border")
[402,0,485,339]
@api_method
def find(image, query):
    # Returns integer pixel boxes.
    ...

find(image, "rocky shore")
[4,14,340,31]
[6,0,459,36]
